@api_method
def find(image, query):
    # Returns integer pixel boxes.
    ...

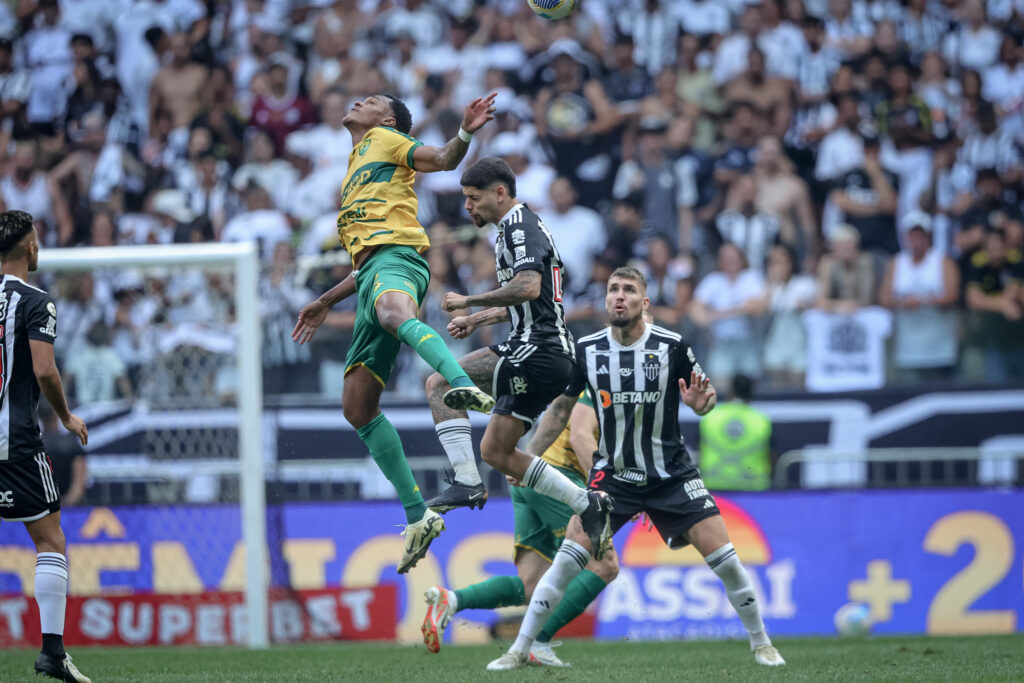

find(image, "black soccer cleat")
[427,480,488,513]
[35,651,91,682]
[579,491,614,560]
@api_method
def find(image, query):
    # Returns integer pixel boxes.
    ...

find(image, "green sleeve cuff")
[407,142,423,169]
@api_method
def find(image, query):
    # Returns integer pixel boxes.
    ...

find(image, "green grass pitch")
[2,635,1022,682]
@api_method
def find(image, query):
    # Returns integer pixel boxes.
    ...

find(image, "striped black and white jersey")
[494,203,573,356]
[565,323,702,485]
[0,275,56,463]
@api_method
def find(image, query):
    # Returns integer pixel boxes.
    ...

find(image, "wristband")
[458,127,473,143]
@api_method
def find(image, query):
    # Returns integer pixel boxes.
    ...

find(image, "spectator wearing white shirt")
[233,129,298,212]
[958,101,1023,182]
[982,35,1024,134]
[219,184,292,260]
[675,0,730,37]
[815,91,864,182]
[753,244,817,387]
[614,0,680,77]
[879,212,960,379]
[0,38,31,140]
[284,91,352,172]
[824,0,873,59]
[0,138,71,245]
[378,0,443,48]
[21,0,74,132]
[65,321,134,405]
[541,177,606,296]
[690,241,766,386]
[758,0,806,82]
[943,0,1001,72]
[900,0,947,60]
[488,132,556,215]
[712,4,762,87]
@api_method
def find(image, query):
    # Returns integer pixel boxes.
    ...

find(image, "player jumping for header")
[485,267,785,670]
[0,210,91,682]
[423,157,613,562]
[292,93,497,574]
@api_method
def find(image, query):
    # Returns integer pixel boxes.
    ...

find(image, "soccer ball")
[527,0,579,21]
[833,603,873,636]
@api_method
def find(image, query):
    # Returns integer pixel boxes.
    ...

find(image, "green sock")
[454,576,525,612]
[356,413,427,524]
[536,570,607,643]
[396,319,474,388]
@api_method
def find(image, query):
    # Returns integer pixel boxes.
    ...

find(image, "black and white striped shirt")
[566,324,701,485]
[494,203,573,356]
[0,275,57,463]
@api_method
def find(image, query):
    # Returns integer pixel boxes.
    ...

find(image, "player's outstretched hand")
[441,292,469,312]
[679,371,715,414]
[462,92,497,134]
[447,315,476,339]
[292,300,328,345]
[63,414,88,446]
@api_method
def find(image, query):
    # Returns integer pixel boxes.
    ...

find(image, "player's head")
[0,210,39,270]
[343,94,412,134]
[460,157,517,227]
[606,266,650,328]
[732,374,754,402]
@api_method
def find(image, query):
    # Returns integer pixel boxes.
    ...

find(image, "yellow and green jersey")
[541,392,597,478]
[337,126,430,261]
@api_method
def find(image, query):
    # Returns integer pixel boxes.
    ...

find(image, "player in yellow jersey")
[421,390,619,666]
[292,92,497,574]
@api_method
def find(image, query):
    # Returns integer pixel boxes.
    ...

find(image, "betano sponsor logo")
[598,390,663,408]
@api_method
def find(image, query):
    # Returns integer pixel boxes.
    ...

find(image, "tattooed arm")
[527,392,579,455]
[447,307,508,339]
[442,271,541,312]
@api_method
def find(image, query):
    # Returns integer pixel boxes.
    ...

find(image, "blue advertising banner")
[1,489,1022,644]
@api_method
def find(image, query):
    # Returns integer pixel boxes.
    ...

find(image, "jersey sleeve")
[504,220,547,274]
[26,295,57,344]
[376,127,423,170]
[670,339,704,387]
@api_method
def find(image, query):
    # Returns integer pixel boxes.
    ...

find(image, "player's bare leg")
[425,348,499,512]
[481,415,613,559]
[24,512,91,682]
[376,291,493,414]
[688,515,785,666]
[343,365,442,574]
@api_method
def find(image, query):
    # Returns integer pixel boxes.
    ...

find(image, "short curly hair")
[382,94,413,134]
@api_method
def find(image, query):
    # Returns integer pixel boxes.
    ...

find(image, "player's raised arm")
[411,92,496,173]
[446,307,509,339]
[680,370,717,416]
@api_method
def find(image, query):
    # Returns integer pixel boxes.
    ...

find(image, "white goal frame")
[39,242,268,649]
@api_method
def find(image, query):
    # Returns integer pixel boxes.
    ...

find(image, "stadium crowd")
[1,0,1022,403]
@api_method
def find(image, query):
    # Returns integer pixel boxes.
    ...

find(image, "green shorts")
[345,245,430,385]
[511,464,586,562]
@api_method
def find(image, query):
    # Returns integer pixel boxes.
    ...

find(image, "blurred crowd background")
[2,0,1024,408]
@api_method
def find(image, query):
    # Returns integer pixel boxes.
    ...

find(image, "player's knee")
[479,433,507,467]
[342,403,374,429]
[424,371,447,397]
[34,523,65,555]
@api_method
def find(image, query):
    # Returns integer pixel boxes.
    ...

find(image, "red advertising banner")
[0,585,396,647]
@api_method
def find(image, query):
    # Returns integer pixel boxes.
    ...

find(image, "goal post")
[38,242,268,649]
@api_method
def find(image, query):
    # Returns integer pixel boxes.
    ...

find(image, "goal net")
[37,243,267,648]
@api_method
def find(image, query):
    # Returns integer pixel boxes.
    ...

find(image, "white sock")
[522,457,588,514]
[511,539,590,654]
[435,419,481,485]
[706,543,771,649]
[35,553,68,636]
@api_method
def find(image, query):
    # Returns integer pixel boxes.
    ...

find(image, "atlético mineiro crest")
[643,353,661,381]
